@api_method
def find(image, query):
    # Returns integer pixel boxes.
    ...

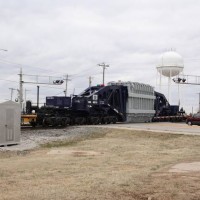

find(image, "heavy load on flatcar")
[108,81,155,122]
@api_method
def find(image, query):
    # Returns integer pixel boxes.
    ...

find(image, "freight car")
[153,91,186,122]
[25,81,185,127]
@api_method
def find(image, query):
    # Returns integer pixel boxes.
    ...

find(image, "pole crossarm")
[22,81,63,85]
[20,73,64,85]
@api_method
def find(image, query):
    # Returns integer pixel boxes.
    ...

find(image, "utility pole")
[198,93,200,113]
[98,63,109,85]
[9,88,17,101]
[24,88,30,113]
[88,76,93,95]
[37,86,40,108]
[63,74,71,96]
[19,68,23,111]
[88,76,93,87]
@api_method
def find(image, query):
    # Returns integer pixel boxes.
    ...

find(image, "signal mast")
[18,68,64,111]
[173,74,200,85]
[173,74,200,112]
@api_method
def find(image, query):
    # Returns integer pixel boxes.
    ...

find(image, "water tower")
[157,50,184,103]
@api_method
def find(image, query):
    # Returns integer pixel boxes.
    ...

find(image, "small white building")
[0,101,21,146]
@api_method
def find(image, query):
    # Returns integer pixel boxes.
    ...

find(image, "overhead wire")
[0,58,102,81]
[0,78,18,83]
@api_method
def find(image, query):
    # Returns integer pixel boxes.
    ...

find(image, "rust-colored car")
[186,113,200,126]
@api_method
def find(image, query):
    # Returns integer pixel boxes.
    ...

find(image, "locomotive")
[24,81,185,127]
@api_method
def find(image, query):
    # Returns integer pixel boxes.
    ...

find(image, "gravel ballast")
[0,126,107,151]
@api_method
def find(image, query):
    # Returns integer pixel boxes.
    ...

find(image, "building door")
[5,109,14,141]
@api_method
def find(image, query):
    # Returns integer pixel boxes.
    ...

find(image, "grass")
[0,128,200,200]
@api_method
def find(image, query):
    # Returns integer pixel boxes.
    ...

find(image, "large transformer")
[108,82,155,122]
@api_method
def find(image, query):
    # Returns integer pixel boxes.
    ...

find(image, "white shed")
[0,101,21,146]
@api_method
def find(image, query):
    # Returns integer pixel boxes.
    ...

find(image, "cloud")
[0,0,200,112]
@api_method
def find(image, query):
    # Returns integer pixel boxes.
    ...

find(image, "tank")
[157,51,184,77]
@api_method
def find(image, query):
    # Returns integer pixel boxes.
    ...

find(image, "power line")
[0,58,64,74]
[0,58,102,77]
[0,78,18,83]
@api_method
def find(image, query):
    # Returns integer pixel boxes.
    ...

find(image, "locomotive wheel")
[30,120,37,127]
[96,117,100,125]
[102,117,109,124]
[74,117,86,125]
[101,118,105,124]
[52,118,58,127]
[60,118,67,127]
[112,117,117,124]
[107,118,111,124]
[65,117,71,125]
[42,118,48,127]
[79,117,86,125]
[90,117,96,125]
[93,117,100,125]
[89,117,100,125]
[74,117,80,125]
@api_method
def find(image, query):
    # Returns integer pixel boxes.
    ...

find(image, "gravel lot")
[0,126,105,151]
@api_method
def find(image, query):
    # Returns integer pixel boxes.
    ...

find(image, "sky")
[0,0,200,113]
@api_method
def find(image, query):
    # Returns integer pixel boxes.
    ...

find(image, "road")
[89,122,200,136]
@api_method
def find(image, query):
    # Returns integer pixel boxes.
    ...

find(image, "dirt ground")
[1,128,200,200]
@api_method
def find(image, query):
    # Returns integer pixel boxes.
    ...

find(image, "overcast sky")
[0,0,200,113]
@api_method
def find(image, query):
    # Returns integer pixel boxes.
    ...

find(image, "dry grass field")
[0,128,200,200]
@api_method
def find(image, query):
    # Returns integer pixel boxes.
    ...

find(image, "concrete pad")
[169,162,200,173]
[47,149,103,156]
[86,122,200,136]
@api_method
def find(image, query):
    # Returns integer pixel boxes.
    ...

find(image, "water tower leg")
[159,69,162,92]
[178,83,180,107]
[168,69,172,103]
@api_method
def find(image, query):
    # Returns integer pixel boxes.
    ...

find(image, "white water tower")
[157,50,184,103]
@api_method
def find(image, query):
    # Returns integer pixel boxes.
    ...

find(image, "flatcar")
[24,81,185,127]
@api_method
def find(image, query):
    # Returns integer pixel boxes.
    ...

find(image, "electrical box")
[0,101,21,146]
